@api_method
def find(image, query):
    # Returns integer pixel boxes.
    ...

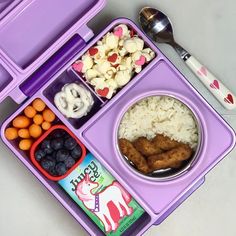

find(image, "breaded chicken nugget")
[119,138,150,174]
[152,134,182,151]
[133,137,163,156]
[148,144,193,171]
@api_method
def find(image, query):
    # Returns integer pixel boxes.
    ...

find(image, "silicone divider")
[68,68,105,104]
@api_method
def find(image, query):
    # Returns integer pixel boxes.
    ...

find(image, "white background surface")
[0,0,236,235]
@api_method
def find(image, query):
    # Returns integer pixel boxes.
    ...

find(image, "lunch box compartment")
[0,0,98,69]
[70,19,158,100]
[81,59,235,213]
[1,106,153,235]
[0,63,13,92]
[43,69,103,129]
[2,97,60,158]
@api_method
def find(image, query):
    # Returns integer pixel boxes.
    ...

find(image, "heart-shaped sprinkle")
[114,27,123,38]
[89,47,98,56]
[210,80,220,89]
[224,94,234,104]
[113,64,119,68]
[197,67,208,77]
[108,53,118,63]
[97,87,109,97]
[130,29,135,38]
[135,55,146,66]
[72,62,83,72]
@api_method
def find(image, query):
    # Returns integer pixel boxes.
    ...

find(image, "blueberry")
[52,151,57,159]
[51,138,64,150]
[49,168,58,177]
[71,145,82,160]
[41,139,53,154]
[41,139,51,149]
[46,155,56,162]
[41,159,56,172]
[55,162,67,176]
[45,147,54,155]
[64,137,77,150]
[52,130,67,138]
[35,149,46,162]
[64,156,76,169]
[56,149,69,162]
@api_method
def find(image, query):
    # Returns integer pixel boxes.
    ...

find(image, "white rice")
[118,96,199,149]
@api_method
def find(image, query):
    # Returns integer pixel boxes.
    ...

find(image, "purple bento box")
[0,0,235,235]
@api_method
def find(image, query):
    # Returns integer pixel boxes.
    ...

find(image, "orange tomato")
[24,106,36,118]
[13,116,30,128]
[33,114,44,125]
[29,124,42,138]
[19,139,33,151]
[42,122,51,131]
[18,129,31,139]
[5,127,18,140]
[32,99,46,112]
[43,109,56,122]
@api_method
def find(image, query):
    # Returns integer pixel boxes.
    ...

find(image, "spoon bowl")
[139,7,174,44]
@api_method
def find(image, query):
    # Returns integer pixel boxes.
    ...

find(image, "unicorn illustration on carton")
[76,174,134,233]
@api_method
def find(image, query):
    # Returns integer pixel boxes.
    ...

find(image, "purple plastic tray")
[0,1,235,235]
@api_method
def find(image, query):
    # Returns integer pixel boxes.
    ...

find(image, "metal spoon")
[139,7,236,110]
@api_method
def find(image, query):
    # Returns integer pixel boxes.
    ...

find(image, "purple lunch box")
[0,0,235,235]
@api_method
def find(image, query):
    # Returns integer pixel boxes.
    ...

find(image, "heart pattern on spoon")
[197,67,208,77]
[224,94,234,104]
[210,80,220,90]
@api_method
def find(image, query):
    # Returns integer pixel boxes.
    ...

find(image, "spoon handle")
[184,56,236,110]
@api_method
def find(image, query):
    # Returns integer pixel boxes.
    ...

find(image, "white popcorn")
[105,87,114,99]
[118,46,128,57]
[115,70,131,87]
[133,37,144,51]
[104,67,117,79]
[106,79,118,90]
[103,32,119,49]
[73,24,156,100]
[81,55,93,73]
[95,60,111,75]
[118,57,133,73]
[123,38,138,53]
[92,45,108,63]
[134,66,142,73]
[142,48,155,62]
[90,77,107,89]
[132,51,142,63]
[114,24,130,38]
[85,69,100,81]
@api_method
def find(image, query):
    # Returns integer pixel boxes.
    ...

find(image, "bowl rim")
[113,90,206,183]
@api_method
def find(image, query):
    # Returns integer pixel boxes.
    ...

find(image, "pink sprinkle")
[72,62,83,72]
[135,55,146,66]
[114,27,123,38]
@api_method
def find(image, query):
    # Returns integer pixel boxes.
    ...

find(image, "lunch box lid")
[0,0,106,104]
